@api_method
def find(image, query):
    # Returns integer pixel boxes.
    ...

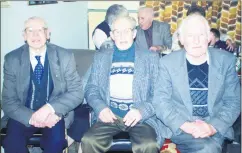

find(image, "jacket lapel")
[207,50,223,113]
[46,44,62,96]
[172,51,193,115]
[136,27,149,50]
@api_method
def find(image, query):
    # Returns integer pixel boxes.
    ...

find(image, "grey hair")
[178,14,210,43]
[105,4,129,26]
[138,6,154,18]
[24,16,48,30]
[110,16,137,31]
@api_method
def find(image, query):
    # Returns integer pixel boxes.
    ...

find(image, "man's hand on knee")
[191,120,217,138]
[123,109,142,127]
[99,107,117,123]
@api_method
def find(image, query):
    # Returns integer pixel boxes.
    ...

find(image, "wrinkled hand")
[191,120,217,138]
[149,45,167,52]
[44,114,61,128]
[123,109,142,127]
[99,107,117,123]
[29,104,53,127]
[180,122,197,135]
[226,39,235,52]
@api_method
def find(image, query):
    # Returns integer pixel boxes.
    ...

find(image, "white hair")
[178,14,210,43]
[110,16,137,31]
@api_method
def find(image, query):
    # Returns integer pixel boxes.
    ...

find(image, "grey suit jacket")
[135,20,172,50]
[85,43,167,146]
[153,48,241,140]
[2,43,83,128]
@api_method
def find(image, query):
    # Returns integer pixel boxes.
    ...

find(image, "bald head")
[24,16,48,30]
[138,7,154,30]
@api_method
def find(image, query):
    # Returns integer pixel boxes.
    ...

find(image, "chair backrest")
[70,49,95,78]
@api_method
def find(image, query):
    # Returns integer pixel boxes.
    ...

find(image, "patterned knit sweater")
[110,44,135,117]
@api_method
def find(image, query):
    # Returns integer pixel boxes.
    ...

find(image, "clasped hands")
[29,104,61,128]
[180,120,217,138]
[149,45,167,52]
[98,107,142,127]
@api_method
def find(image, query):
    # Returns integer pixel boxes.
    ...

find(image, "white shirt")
[92,29,109,49]
[29,47,46,70]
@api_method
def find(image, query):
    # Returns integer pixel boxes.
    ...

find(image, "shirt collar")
[186,50,209,65]
[29,45,47,59]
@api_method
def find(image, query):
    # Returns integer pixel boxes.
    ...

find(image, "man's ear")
[46,28,51,40]
[132,29,137,39]
[110,31,115,41]
[178,34,184,45]
[23,30,27,41]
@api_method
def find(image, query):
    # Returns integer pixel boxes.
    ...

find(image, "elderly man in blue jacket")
[81,16,164,153]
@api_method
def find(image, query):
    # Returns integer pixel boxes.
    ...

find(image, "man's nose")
[193,36,200,44]
[32,30,40,36]
[119,31,125,39]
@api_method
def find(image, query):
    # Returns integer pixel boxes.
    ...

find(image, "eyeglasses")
[112,28,134,37]
[25,27,47,35]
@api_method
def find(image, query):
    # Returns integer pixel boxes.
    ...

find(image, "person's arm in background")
[92,29,108,50]
[220,33,235,52]
[149,23,172,54]
[171,30,182,51]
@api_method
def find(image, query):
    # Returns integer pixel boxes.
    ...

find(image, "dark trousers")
[81,116,159,153]
[3,118,66,153]
[171,132,224,153]
[67,104,90,142]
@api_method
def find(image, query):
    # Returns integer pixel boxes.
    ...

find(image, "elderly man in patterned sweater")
[81,16,165,153]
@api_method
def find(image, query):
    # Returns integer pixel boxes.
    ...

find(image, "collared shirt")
[186,51,210,65]
[29,46,47,70]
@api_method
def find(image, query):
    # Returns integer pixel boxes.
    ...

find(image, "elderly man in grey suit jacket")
[153,14,241,153]
[2,16,83,153]
[81,16,164,153]
[135,7,172,53]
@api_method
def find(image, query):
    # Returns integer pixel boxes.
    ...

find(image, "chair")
[110,132,132,151]
[0,127,69,153]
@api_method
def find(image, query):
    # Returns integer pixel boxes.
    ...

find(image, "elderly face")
[138,9,153,30]
[23,18,49,50]
[110,18,136,50]
[181,17,210,58]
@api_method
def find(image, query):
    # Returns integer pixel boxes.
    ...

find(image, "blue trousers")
[3,119,66,153]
